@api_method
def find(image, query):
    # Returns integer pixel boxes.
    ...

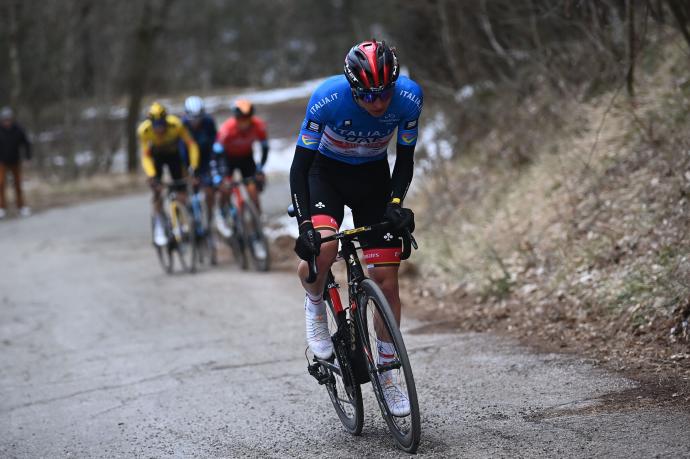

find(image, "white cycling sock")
[377,339,396,365]
[305,291,325,316]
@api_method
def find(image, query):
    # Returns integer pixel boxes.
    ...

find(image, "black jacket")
[0,123,31,164]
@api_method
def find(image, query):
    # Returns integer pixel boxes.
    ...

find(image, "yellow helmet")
[148,102,167,122]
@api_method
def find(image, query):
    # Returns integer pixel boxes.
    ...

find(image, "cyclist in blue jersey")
[183,96,218,223]
[289,40,421,416]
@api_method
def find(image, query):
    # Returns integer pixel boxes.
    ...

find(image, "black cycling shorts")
[308,153,402,267]
[152,152,185,189]
[226,155,256,180]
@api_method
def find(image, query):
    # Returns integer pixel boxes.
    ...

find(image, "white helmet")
[184,96,205,118]
[0,106,13,120]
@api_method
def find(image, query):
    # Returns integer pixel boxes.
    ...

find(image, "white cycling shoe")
[379,370,411,417]
[305,296,333,360]
[153,219,168,246]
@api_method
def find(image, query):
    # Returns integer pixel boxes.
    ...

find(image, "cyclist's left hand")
[385,202,415,232]
[255,171,266,192]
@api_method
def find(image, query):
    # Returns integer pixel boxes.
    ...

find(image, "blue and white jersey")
[296,75,423,165]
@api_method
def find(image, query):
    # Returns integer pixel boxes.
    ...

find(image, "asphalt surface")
[1,193,689,458]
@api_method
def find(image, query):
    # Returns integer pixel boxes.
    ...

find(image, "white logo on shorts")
[383,232,393,241]
[315,202,325,209]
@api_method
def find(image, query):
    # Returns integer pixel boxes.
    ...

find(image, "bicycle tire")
[240,199,270,272]
[207,230,218,266]
[222,204,248,270]
[153,213,174,274]
[323,293,364,435]
[172,202,197,273]
[357,279,421,453]
[156,244,174,274]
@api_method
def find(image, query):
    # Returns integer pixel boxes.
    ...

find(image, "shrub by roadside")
[406,38,690,398]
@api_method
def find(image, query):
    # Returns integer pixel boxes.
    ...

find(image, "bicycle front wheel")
[156,244,174,274]
[171,202,197,273]
[323,290,364,435]
[224,206,248,270]
[153,214,174,274]
[240,200,270,272]
[357,279,421,453]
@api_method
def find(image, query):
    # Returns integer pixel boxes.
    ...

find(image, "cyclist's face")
[354,92,393,117]
[153,123,166,135]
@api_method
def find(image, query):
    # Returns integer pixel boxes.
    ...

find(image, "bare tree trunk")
[61,2,80,179]
[667,0,690,48]
[436,0,463,88]
[7,1,22,110]
[479,0,515,69]
[125,0,174,173]
[626,0,636,97]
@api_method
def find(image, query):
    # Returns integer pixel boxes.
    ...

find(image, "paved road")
[1,194,689,458]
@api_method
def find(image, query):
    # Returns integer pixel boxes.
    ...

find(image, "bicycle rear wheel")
[357,279,421,453]
[323,290,364,435]
[240,200,270,272]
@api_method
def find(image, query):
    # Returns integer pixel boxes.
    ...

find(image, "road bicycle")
[189,185,217,269]
[217,177,270,271]
[152,179,196,274]
[288,205,421,453]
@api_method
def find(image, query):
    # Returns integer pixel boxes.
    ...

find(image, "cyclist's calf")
[298,229,338,294]
[368,265,402,325]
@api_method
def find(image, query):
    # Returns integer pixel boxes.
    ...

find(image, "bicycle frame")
[317,223,397,380]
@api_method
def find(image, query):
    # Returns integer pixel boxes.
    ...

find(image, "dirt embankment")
[404,38,690,403]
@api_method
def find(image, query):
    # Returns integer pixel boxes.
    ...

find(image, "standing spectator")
[0,107,32,219]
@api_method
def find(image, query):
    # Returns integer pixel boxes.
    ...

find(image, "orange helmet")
[232,99,254,118]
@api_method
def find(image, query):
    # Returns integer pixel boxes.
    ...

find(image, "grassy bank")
[408,37,690,396]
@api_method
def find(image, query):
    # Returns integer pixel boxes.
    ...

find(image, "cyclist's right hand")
[295,221,321,261]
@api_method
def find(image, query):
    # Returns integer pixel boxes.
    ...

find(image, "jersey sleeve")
[178,122,200,169]
[253,117,268,141]
[137,121,156,178]
[216,119,231,149]
[396,81,423,147]
[296,85,331,150]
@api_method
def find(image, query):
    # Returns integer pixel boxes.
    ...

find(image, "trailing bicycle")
[216,176,270,271]
[151,179,196,274]
[189,184,217,269]
[288,205,421,453]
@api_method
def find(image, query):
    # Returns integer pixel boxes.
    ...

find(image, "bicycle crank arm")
[317,359,343,377]
[307,362,333,385]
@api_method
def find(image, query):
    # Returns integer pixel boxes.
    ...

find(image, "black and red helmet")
[344,40,399,92]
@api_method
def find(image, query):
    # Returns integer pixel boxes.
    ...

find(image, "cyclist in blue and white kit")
[290,40,422,416]
[182,96,218,225]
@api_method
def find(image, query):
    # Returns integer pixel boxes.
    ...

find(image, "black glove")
[294,222,321,261]
[385,202,415,232]
[147,177,162,191]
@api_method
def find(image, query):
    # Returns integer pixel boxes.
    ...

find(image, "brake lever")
[405,228,418,250]
[305,253,319,284]
[409,232,418,250]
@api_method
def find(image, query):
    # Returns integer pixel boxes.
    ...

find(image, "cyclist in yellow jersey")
[138,102,200,244]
